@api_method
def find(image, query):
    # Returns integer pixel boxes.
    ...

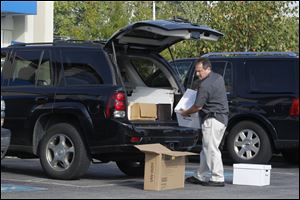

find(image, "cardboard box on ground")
[135,143,198,191]
[174,89,201,129]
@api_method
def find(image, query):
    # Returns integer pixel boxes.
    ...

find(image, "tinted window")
[131,58,171,88]
[189,61,232,93]
[61,49,104,86]
[8,50,52,86]
[1,50,8,84]
[170,60,193,84]
[246,60,297,93]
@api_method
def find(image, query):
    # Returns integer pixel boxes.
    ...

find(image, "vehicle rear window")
[130,57,171,88]
[246,60,297,94]
[61,49,110,86]
[170,60,194,84]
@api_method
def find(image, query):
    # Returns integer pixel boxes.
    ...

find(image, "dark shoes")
[185,176,225,187]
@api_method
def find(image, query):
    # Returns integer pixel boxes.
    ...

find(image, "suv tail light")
[105,91,126,118]
[1,99,5,127]
[289,98,299,116]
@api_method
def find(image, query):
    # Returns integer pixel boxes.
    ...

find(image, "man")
[180,57,229,187]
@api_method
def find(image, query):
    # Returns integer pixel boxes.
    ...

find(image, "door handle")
[35,97,48,104]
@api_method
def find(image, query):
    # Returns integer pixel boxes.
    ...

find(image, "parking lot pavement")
[1,155,299,199]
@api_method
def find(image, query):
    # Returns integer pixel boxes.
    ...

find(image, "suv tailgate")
[131,121,199,151]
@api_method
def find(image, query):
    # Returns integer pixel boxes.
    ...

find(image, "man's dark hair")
[195,57,211,70]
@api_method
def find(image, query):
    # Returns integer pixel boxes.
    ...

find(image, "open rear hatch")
[104,19,223,53]
[105,19,223,150]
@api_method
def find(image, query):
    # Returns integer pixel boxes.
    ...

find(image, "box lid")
[174,89,197,112]
[233,163,272,170]
[135,143,198,157]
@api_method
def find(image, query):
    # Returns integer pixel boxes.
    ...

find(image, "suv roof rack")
[202,52,299,58]
[8,40,107,47]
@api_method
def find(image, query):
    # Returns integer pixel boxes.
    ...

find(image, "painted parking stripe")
[1,184,47,193]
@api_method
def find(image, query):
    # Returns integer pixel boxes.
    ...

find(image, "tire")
[281,149,299,164]
[1,149,7,160]
[226,121,272,164]
[39,123,90,180]
[116,160,145,177]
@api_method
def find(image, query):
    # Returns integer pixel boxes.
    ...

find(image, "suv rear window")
[170,60,194,84]
[246,60,297,94]
[130,57,171,88]
[61,49,108,86]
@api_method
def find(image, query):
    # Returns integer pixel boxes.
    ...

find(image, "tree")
[54,1,130,40]
[54,1,299,58]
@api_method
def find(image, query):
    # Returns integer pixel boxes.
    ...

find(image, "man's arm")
[180,105,202,117]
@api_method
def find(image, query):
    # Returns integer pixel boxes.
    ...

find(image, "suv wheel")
[116,160,144,177]
[227,121,272,164]
[39,123,90,180]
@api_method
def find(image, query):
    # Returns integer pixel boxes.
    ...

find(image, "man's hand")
[179,108,189,117]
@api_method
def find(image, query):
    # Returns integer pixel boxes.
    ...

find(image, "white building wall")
[1,1,53,47]
[34,1,54,43]
[1,16,14,47]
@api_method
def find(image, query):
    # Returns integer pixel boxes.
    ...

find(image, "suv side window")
[246,60,297,94]
[9,50,52,87]
[61,49,105,86]
[189,61,233,93]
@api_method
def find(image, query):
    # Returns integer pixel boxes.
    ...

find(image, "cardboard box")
[129,103,157,121]
[157,104,172,121]
[135,143,198,191]
[174,89,200,129]
[233,164,272,186]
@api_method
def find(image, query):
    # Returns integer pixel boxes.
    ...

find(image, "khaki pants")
[195,118,226,182]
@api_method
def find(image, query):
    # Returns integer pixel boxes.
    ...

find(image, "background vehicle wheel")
[1,149,7,160]
[227,121,272,164]
[39,123,90,180]
[116,160,145,177]
[281,149,299,164]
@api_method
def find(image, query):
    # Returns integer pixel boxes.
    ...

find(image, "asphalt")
[1,154,299,199]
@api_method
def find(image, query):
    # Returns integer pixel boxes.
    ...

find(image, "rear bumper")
[90,120,199,158]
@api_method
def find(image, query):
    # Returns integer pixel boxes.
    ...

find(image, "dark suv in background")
[170,52,299,164]
[1,19,224,180]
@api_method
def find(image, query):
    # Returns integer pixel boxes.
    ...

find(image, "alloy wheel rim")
[46,134,75,171]
[234,129,260,160]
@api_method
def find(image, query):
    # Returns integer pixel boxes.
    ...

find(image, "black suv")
[1,19,223,180]
[170,52,299,164]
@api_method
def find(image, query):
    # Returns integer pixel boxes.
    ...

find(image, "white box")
[233,164,272,186]
[174,89,200,129]
[176,113,200,129]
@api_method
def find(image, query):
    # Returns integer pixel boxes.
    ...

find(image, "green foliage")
[54,1,299,59]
